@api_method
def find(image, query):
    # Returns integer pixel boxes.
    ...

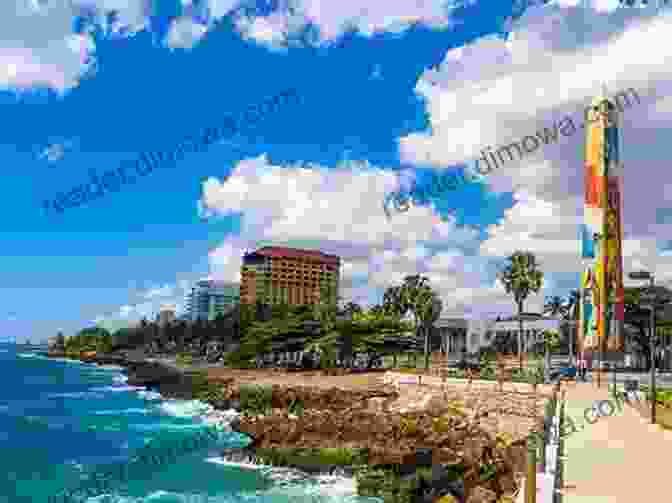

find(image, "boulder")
[431,464,465,501]
[466,486,498,503]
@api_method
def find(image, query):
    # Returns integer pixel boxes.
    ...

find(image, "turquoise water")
[0,344,376,503]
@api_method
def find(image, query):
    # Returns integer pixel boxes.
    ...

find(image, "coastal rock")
[466,486,498,503]
[207,382,398,412]
[430,466,465,502]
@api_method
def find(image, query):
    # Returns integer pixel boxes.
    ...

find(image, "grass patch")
[239,384,273,416]
[356,463,467,503]
[255,447,368,467]
[287,397,305,416]
[175,353,194,367]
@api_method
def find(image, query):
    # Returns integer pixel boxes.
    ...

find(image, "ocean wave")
[91,385,147,393]
[117,476,372,503]
[48,357,89,365]
[255,472,371,503]
[137,390,163,401]
[129,423,209,433]
[206,457,270,472]
[94,408,149,416]
[158,400,213,419]
[113,375,129,384]
[97,364,126,371]
[46,391,107,399]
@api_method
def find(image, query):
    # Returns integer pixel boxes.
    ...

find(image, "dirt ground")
[204,368,548,450]
[206,368,388,390]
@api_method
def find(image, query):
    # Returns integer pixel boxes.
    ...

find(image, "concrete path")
[559,382,672,502]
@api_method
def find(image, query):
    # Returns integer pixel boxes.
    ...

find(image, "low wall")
[383,371,556,395]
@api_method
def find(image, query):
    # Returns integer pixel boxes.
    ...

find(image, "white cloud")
[165,16,208,49]
[142,284,176,300]
[400,4,672,205]
[0,0,148,94]
[201,155,506,316]
[392,2,672,310]
[232,0,466,49]
[235,12,294,50]
[0,0,470,92]
[95,276,198,326]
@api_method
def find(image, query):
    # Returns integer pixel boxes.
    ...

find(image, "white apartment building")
[432,313,561,356]
[208,283,240,320]
[185,279,240,321]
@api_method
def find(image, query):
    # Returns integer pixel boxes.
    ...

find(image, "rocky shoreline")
[45,350,551,503]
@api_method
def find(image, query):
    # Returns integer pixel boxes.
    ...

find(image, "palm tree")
[342,302,363,318]
[497,251,544,370]
[54,332,66,351]
[566,290,580,316]
[396,275,439,369]
[418,290,443,369]
[540,329,561,382]
[382,285,406,317]
[543,296,566,318]
[563,289,580,365]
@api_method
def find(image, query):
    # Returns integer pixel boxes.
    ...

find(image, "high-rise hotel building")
[240,246,340,306]
[185,279,240,321]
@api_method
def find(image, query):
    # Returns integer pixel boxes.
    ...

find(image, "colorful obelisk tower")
[579,90,624,357]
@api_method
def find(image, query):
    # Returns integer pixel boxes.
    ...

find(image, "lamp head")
[628,271,652,280]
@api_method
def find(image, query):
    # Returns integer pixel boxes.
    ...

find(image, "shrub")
[479,351,497,380]
[447,369,466,379]
[287,397,304,416]
[176,353,194,366]
[355,464,459,503]
[399,416,419,436]
[239,384,273,416]
[189,372,227,403]
[255,447,368,468]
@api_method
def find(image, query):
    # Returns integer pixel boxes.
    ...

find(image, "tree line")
[52,251,672,371]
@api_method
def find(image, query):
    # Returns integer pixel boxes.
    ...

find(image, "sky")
[2,0,672,343]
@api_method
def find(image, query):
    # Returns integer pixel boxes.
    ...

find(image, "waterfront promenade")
[559,382,672,502]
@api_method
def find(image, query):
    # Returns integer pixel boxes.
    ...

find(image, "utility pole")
[650,276,657,425]
[629,271,658,424]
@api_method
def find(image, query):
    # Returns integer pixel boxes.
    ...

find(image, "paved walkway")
[559,382,672,502]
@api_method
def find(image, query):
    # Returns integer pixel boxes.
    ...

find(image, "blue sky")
[2,0,672,343]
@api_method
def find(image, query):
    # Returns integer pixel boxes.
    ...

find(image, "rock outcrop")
[206,380,400,411]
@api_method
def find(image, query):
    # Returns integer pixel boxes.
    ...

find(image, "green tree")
[383,275,442,370]
[54,332,66,351]
[623,286,672,371]
[497,251,544,370]
[342,302,363,318]
[416,287,442,370]
[539,329,561,382]
[543,296,566,318]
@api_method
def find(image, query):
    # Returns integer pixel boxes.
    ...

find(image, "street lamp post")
[628,270,657,425]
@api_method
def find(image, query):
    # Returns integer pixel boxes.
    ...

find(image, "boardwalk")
[560,382,672,502]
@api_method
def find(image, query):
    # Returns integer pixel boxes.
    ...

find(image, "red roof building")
[240,246,340,306]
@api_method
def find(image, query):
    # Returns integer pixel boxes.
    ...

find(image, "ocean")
[0,344,377,503]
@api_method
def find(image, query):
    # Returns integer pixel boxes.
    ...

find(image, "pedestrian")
[585,351,593,381]
[577,353,586,381]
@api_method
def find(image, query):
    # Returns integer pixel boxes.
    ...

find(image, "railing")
[523,387,563,503]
